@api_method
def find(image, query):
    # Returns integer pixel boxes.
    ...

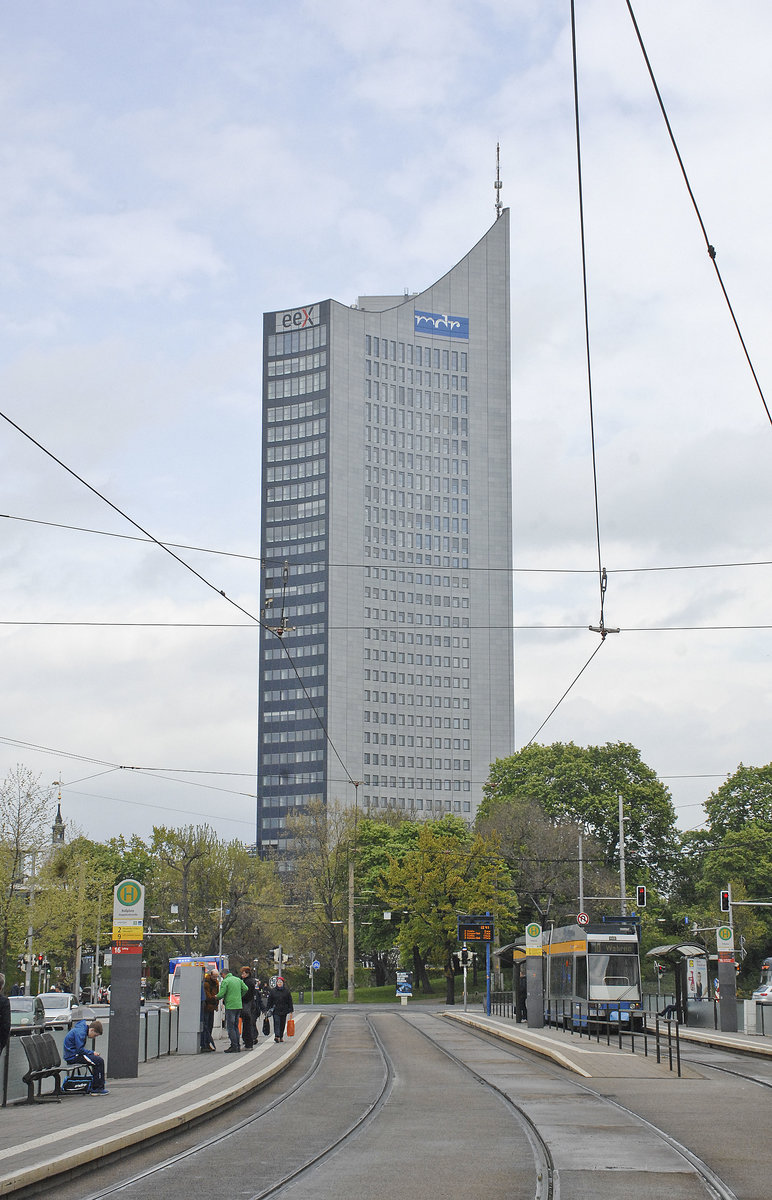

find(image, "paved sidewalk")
[0,1012,321,1197]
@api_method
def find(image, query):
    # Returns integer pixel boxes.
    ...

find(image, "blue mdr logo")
[414,310,469,339]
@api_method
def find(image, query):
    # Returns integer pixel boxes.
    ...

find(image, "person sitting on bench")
[657,1002,679,1019]
[63,1018,107,1095]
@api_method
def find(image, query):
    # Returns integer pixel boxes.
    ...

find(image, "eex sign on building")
[257,212,514,853]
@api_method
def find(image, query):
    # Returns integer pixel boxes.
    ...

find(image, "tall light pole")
[618,795,627,916]
[347,781,361,1004]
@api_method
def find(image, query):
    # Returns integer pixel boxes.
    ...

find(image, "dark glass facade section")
[257,301,330,853]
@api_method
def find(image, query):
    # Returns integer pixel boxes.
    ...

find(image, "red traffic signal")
[636,885,646,908]
[719,890,730,913]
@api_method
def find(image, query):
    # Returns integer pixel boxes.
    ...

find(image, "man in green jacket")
[217,968,248,1052]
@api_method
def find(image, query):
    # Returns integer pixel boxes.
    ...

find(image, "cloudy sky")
[1,0,771,846]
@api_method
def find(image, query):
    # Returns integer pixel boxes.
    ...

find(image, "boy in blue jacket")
[63,1018,107,1094]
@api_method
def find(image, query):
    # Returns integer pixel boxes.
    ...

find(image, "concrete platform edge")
[0,1013,322,1197]
[442,1011,593,1077]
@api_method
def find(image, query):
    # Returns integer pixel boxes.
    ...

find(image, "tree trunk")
[372,951,388,987]
[445,967,455,1005]
[412,945,432,993]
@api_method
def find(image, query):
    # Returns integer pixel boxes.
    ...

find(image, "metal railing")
[488,992,682,1075]
[1,1006,180,1107]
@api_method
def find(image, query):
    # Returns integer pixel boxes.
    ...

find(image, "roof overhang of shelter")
[645,943,707,962]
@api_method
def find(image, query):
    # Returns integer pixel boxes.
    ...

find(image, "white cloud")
[0,0,770,841]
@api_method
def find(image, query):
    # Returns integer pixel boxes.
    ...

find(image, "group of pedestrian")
[201,966,294,1053]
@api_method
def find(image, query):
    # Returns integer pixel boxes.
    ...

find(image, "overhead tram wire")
[521,639,606,750]
[6,619,772,633]
[0,410,363,797]
[8,511,772,577]
[0,512,271,563]
[520,3,618,749]
[625,0,772,429]
[570,0,616,645]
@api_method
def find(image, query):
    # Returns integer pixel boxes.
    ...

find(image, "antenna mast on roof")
[494,142,503,219]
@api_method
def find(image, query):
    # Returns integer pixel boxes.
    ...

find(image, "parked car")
[37,991,79,1027]
[9,995,46,1027]
[752,983,772,1003]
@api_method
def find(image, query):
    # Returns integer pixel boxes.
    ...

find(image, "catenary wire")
[570,0,606,632]
[522,639,607,749]
[0,410,361,794]
[8,510,772,577]
[625,0,771,429]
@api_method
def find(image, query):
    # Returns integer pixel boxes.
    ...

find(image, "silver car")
[36,991,79,1027]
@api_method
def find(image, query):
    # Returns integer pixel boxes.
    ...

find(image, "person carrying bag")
[266,976,294,1043]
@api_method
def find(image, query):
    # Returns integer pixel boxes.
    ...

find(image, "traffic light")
[636,885,646,908]
[460,949,469,966]
[720,889,730,913]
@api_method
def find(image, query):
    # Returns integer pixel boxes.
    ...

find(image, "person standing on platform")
[239,965,258,1049]
[267,976,294,1043]
[217,968,247,1052]
[201,970,220,1051]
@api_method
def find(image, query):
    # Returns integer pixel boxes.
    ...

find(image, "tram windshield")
[587,941,640,1000]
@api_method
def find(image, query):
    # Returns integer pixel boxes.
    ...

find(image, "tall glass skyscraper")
[257,212,513,853]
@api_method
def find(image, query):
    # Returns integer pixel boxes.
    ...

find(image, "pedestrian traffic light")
[636,885,646,908]
[719,889,730,913]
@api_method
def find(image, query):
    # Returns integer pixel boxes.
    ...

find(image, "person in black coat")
[266,976,294,1042]
[239,966,257,1049]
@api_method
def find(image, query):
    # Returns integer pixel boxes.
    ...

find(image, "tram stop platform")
[444,1009,772,1078]
[0,1012,321,1198]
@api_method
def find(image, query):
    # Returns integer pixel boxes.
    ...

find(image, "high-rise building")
[257,212,513,853]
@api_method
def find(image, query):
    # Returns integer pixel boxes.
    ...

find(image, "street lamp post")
[347,781,361,1004]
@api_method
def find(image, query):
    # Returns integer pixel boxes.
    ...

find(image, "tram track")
[423,1012,739,1200]
[405,1012,554,1199]
[58,1009,751,1200]
[69,1009,549,1200]
[76,1012,394,1200]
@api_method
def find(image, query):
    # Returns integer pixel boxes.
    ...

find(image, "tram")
[516,918,644,1029]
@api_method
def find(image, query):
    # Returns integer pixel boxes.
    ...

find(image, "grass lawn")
[296,977,485,1005]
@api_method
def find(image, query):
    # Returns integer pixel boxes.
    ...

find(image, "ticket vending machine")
[176,962,205,1054]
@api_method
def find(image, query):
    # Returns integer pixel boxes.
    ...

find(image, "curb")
[0,1013,322,1196]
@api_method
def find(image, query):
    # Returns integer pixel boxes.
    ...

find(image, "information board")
[457,915,494,942]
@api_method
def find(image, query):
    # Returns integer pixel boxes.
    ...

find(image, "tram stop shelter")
[646,943,709,1024]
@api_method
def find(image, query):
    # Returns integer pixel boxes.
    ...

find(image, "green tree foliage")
[476,796,617,927]
[381,816,517,1005]
[40,836,116,989]
[704,763,772,840]
[284,801,349,996]
[353,816,421,986]
[481,742,678,889]
[145,825,277,987]
[0,767,56,974]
